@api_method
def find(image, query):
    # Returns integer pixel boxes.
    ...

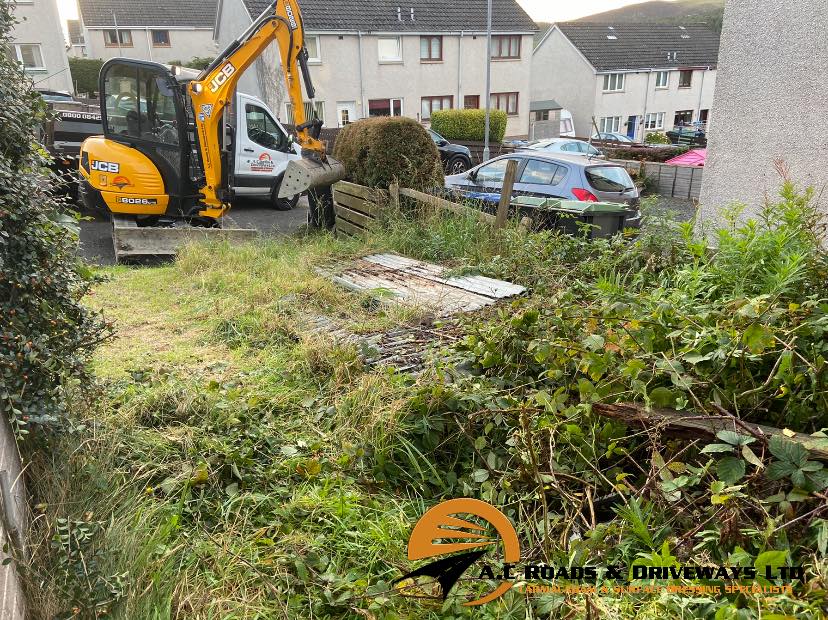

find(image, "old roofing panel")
[557,22,720,71]
[78,0,218,28]
[243,0,537,33]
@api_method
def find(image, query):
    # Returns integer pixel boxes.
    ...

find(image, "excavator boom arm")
[188,0,328,216]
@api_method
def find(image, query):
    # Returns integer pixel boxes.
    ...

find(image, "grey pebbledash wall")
[698,0,828,226]
[0,416,26,619]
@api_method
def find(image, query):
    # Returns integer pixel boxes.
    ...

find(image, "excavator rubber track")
[111,215,257,263]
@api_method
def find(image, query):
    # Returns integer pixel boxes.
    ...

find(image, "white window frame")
[602,73,625,92]
[599,116,622,133]
[305,35,321,63]
[645,112,665,130]
[11,44,45,71]
[285,101,325,126]
[377,36,402,63]
[655,71,669,89]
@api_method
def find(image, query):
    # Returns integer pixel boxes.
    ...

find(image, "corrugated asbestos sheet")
[321,254,526,317]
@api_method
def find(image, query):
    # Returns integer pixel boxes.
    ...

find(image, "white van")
[230,92,303,209]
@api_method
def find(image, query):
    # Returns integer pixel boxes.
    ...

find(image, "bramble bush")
[0,3,112,432]
[333,116,444,190]
[430,109,508,142]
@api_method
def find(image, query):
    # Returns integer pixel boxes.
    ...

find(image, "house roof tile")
[555,22,720,71]
[242,0,537,33]
[78,0,217,28]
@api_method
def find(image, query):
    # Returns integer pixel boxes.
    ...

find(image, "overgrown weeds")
[21,182,828,619]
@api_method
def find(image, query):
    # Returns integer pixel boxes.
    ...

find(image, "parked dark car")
[667,127,707,147]
[445,151,642,228]
[428,129,472,175]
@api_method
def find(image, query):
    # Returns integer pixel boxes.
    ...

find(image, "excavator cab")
[79,59,205,222]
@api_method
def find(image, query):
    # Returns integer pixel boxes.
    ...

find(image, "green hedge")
[68,58,103,95]
[1,4,112,429]
[430,109,508,142]
[333,116,443,190]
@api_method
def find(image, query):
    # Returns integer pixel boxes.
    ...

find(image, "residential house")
[67,19,87,58]
[214,0,537,137]
[77,0,218,64]
[8,0,74,93]
[532,23,719,140]
[700,0,828,224]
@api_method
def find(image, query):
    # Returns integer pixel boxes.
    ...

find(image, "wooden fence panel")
[612,160,704,200]
[332,181,388,238]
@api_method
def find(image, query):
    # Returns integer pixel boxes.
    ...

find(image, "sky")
[56,0,654,26]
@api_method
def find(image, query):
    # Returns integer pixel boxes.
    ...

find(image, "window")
[464,95,479,109]
[246,104,288,151]
[678,70,692,88]
[305,35,321,62]
[533,110,550,121]
[421,95,452,120]
[490,92,518,115]
[674,109,694,127]
[10,44,44,70]
[420,36,442,61]
[602,73,624,92]
[378,37,402,62]
[103,64,179,145]
[599,116,622,133]
[586,166,634,192]
[491,35,521,59]
[475,158,515,183]
[151,30,170,47]
[104,29,133,47]
[368,98,403,117]
[285,101,325,125]
[655,71,669,89]
[562,142,599,156]
[644,112,665,130]
[519,159,566,186]
[699,109,710,125]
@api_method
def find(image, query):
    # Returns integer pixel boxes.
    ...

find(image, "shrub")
[333,116,444,190]
[645,131,671,145]
[605,144,689,163]
[430,109,508,142]
[68,58,103,95]
[0,4,112,431]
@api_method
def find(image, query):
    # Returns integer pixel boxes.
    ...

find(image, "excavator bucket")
[279,157,347,199]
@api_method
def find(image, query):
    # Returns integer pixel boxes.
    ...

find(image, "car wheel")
[447,156,471,175]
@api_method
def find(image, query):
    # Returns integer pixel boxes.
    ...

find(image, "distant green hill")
[535,0,724,44]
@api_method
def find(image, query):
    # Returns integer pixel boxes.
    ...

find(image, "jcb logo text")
[91,160,119,173]
[209,64,236,93]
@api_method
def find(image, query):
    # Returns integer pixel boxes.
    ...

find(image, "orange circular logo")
[395,498,520,607]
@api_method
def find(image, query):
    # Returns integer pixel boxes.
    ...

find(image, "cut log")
[593,403,828,461]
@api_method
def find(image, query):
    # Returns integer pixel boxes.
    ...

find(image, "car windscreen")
[586,166,634,192]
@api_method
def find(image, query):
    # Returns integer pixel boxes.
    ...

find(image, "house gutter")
[145,28,153,61]
[640,70,652,141]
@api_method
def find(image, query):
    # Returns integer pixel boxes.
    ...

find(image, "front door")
[627,115,637,139]
[336,101,357,127]
[234,94,296,197]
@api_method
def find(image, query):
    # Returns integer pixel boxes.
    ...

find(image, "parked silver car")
[444,152,642,228]
[522,138,605,158]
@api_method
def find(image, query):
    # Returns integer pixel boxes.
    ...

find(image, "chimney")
[397,7,402,21]
[410,8,415,21]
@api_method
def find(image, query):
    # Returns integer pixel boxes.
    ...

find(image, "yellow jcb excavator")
[78,0,344,258]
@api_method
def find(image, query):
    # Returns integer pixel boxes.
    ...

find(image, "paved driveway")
[79,197,310,265]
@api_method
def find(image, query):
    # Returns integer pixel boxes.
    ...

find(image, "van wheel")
[271,183,300,211]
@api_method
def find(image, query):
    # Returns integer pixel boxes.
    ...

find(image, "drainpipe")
[145,28,153,61]
[696,68,707,125]
[641,70,652,141]
[357,31,365,119]
[457,31,464,109]
[113,12,122,56]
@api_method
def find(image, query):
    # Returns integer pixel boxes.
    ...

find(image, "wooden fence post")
[496,159,518,230]
[389,181,400,211]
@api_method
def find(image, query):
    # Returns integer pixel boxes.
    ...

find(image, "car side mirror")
[468,170,478,180]
[438,139,448,147]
